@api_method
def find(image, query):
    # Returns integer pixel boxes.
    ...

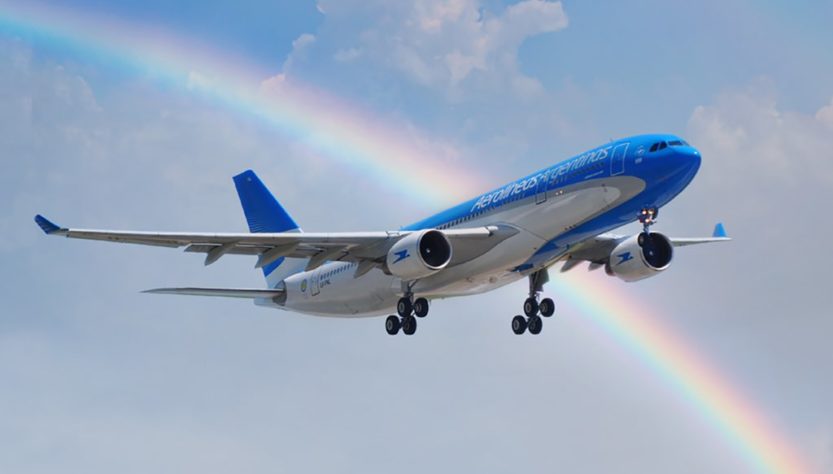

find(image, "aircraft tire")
[512,315,527,335]
[413,298,429,318]
[386,315,401,335]
[523,297,539,317]
[397,297,413,317]
[539,298,555,317]
[402,316,417,335]
[528,316,543,335]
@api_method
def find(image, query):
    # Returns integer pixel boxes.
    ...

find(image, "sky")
[1,1,832,473]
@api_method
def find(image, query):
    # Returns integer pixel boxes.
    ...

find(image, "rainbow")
[0,1,491,209]
[554,270,814,473]
[0,3,815,473]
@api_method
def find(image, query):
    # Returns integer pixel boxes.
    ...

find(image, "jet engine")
[606,232,673,282]
[386,230,452,280]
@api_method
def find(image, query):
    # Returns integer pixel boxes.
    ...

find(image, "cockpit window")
[668,140,683,146]
[649,141,669,152]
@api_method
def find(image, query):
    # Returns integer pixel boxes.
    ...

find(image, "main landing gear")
[386,294,430,336]
[512,269,556,335]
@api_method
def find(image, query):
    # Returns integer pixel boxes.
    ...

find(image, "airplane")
[35,134,730,336]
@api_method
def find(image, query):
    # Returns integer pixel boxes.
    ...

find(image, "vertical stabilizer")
[233,170,307,288]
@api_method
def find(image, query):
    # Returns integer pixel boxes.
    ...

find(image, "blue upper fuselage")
[404,134,701,270]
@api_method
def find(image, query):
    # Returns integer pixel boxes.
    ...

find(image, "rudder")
[233,170,307,288]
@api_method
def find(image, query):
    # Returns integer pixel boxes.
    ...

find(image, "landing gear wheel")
[397,297,413,317]
[413,298,429,318]
[539,298,555,317]
[523,297,539,317]
[385,315,401,335]
[527,316,543,335]
[512,315,527,335]
[402,316,417,335]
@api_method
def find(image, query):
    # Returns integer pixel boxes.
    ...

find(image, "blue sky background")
[1,1,832,472]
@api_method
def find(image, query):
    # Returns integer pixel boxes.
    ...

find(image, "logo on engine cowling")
[300,279,308,292]
[392,249,411,264]
[616,252,634,265]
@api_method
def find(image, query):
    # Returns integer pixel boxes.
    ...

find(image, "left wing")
[34,215,517,273]
[142,287,285,299]
[557,222,731,271]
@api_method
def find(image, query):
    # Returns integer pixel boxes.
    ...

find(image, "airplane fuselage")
[266,134,702,317]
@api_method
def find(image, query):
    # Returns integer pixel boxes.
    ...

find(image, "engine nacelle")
[606,232,673,282]
[386,230,452,281]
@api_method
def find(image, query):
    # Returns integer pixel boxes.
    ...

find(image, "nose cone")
[675,144,702,175]
[661,144,701,189]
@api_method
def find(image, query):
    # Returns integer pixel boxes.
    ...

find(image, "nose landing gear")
[638,206,659,234]
[512,269,556,335]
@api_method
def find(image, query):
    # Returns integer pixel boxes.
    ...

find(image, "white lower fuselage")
[263,175,646,317]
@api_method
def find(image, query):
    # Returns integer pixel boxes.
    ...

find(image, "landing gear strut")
[512,269,556,335]
[638,206,659,234]
[386,290,430,335]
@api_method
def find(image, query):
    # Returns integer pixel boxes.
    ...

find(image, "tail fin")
[233,170,308,288]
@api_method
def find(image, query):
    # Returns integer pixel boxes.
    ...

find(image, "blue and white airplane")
[35,134,729,335]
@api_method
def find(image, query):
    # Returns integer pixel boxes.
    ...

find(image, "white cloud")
[186,71,213,91]
[687,79,833,187]
[315,0,567,97]
[333,47,361,63]
[815,97,833,129]
[292,32,316,52]
[281,33,317,73]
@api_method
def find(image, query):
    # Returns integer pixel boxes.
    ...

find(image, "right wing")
[557,222,731,271]
[35,215,518,273]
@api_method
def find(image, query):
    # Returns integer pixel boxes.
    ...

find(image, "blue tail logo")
[233,170,305,287]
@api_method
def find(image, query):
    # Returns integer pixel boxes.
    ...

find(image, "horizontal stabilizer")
[143,287,285,299]
[34,215,66,235]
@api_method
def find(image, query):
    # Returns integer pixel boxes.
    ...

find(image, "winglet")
[712,222,728,238]
[34,214,65,235]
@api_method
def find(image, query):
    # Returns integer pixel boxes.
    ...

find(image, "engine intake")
[386,230,452,281]
[606,232,673,282]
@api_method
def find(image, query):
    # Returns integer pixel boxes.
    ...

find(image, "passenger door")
[535,170,550,204]
[310,269,321,296]
[611,143,629,176]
